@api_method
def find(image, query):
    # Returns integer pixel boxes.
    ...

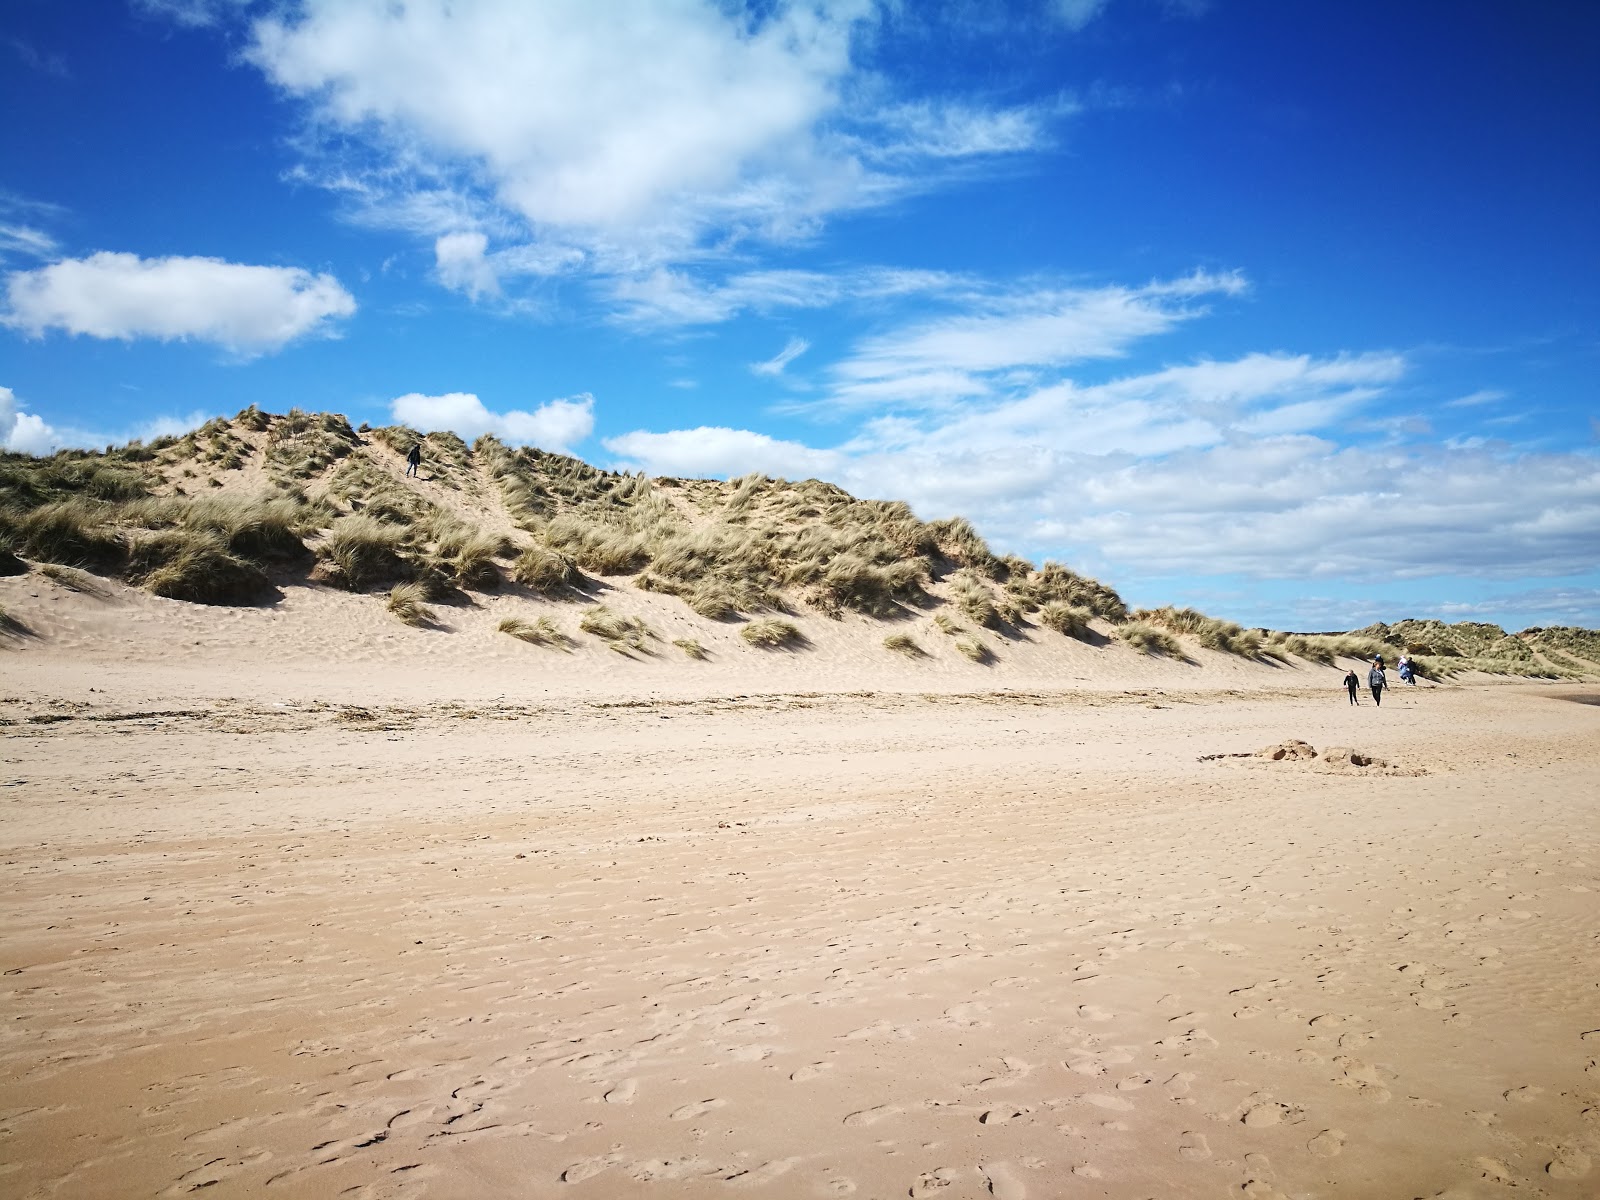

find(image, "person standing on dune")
[406,443,422,477]
[1344,668,1361,705]
[1368,658,1388,706]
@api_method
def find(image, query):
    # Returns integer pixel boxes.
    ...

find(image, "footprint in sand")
[1476,1157,1516,1185]
[980,1161,1027,1199]
[1502,1085,1542,1103]
[560,1155,619,1183]
[909,1167,962,1196]
[1116,1074,1153,1091]
[1082,1094,1134,1112]
[1178,1131,1211,1161]
[1242,1180,1289,1200]
[1547,1149,1592,1179]
[1077,1005,1114,1022]
[791,1063,833,1082]
[603,1079,637,1104]
[1307,1129,1346,1158]
[1242,1102,1295,1127]
[669,1098,726,1121]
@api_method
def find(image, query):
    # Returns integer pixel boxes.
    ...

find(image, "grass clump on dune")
[1117,620,1182,657]
[933,612,962,636]
[386,581,435,627]
[317,516,410,592]
[127,529,270,605]
[1039,601,1094,639]
[954,635,992,663]
[741,617,805,648]
[673,637,708,659]
[1135,606,1260,657]
[10,500,125,569]
[579,604,653,653]
[498,615,570,647]
[38,563,110,596]
[511,543,580,595]
[883,632,925,658]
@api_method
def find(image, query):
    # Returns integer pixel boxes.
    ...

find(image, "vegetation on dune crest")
[0,409,1593,679]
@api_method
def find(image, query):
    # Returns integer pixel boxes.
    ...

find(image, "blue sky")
[2,0,1597,631]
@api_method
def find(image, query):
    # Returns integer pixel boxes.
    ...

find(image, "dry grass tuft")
[579,604,653,652]
[1039,601,1093,639]
[128,529,270,605]
[498,615,569,647]
[673,637,708,659]
[12,500,125,569]
[933,612,963,636]
[741,617,805,648]
[954,636,993,663]
[386,582,436,627]
[1117,620,1182,657]
[39,563,110,596]
[883,632,925,657]
[512,544,580,595]
[318,517,410,592]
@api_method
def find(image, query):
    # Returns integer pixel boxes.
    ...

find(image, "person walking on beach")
[1368,658,1388,706]
[406,443,422,477]
[1344,669,1361,705]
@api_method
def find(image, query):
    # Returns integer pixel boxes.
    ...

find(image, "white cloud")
[1,385,211,455]
[603,345,1600,584]
[235,0,1060,307]
[0,223,58,261]
[433,232,498,300]
[825,270,1249,409]
[751,337,811,376]
[390,391,594,452]
[4,252,356,355]
[605,426,841,479]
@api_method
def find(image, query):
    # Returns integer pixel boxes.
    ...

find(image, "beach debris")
[1198,741,1421,775]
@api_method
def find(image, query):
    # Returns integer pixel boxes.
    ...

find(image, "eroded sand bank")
[2,682,1597,1199]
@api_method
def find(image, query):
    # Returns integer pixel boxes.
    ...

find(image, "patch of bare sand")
[1,667,1597,1196]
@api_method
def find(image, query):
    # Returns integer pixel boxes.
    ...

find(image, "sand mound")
[1200,740,1424,776]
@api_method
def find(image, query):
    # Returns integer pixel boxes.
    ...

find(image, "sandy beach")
[3,598,1597,1198]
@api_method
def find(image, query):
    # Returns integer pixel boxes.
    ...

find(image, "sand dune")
[2,593,1597,1199]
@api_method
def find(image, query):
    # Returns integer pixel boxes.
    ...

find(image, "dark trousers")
[1370,686,1383,705]
[1346,686,1359,705]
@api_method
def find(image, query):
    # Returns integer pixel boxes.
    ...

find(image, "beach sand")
[2,581,1598,1198]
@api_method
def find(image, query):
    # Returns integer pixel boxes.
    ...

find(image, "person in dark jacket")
[406,443,422,477]
[1368,659,1388,706]
[1344,669,1361,705]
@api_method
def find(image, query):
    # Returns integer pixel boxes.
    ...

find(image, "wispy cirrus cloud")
[751,336,812,376]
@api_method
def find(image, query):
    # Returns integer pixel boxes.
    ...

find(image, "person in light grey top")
[1368,659,1388,706]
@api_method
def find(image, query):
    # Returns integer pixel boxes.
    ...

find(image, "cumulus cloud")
[4,252,356,355]
[605,427,841,480]
[1,385,210,455]
[751,337,811,376]
[233,0,1058,306]
[390,391,594,452]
